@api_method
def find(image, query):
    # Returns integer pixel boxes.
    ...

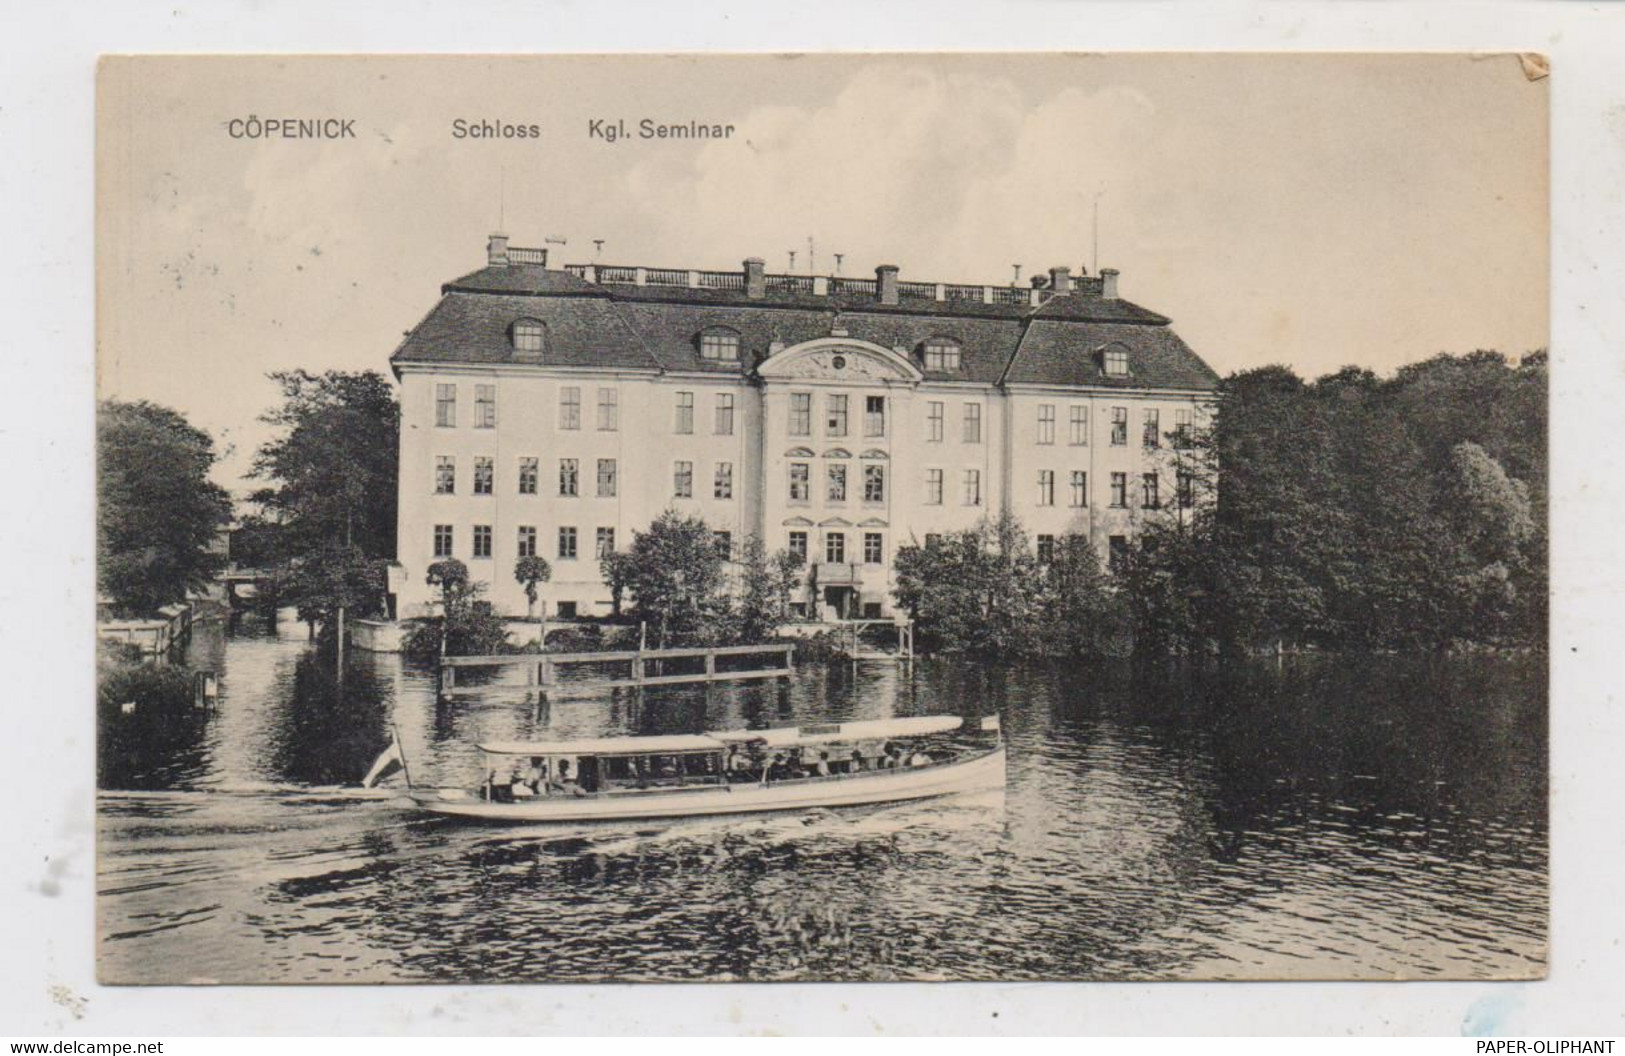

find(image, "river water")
[97,611,1546,984]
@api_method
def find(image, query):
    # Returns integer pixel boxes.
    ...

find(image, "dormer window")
[1103,345,1130,377]
[922,338,962,372]
[699,328,741,362]
[512,319,546,357]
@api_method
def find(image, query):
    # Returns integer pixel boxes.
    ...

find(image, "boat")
[383,715,1005,823]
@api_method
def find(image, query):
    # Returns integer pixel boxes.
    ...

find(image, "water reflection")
[96,611,1546,983]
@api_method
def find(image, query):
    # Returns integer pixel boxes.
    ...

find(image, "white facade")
[396,346,1211,621]
[392,244,1218,621]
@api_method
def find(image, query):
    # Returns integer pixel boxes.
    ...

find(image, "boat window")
[681,753,721,778]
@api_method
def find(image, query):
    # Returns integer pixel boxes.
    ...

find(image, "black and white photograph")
[91,52,1548,987]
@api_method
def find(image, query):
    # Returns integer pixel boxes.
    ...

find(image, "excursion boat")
[372,715,1005,824]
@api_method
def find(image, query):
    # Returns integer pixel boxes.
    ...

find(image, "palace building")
[389,235,1219,622]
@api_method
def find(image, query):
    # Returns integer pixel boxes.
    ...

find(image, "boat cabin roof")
[707,715,963,747]
[477,734,725,757]
[476,716,967,758]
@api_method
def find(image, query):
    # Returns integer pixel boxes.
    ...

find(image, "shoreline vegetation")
[100,350,1546,690]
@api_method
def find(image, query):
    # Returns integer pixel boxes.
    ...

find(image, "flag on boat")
[361,729,406,788]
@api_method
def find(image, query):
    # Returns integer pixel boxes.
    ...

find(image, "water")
[97,611,1547,983]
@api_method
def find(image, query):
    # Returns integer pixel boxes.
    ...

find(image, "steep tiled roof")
[395,292,660,371]
[1003,320,1219,391]
[392,263,1217,392]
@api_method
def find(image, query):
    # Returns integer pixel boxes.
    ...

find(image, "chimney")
[1048,266,1072,295]
[487,232,510,267]
[1100,267,1119,300]
[876,264,899,306]
[744,257,766,299]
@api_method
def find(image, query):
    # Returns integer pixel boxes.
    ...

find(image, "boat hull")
[410,746,1006,823]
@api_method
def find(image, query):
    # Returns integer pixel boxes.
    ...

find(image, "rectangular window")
[789,462,810,502]
[927,401,944,442]
[715,393,735,436]
[475,384,496,429]
[827,463,848,502]
[1037,404,1055,445]
[825,531,846,564]
[1070,470,1088,508]
[1105,348,1130,376]
[963,469,982,506]
[1036,534,1055,565]
[674,460,694,498]
[1037,469,1055,507]
[517,526,536,558]
[1069,405,1089,446]
[472,525,492,559]
[558,458,578,497]
[864,395,886,438]
[1109,535,1129,573]
[1110,472,1128,507]
[714,461,733,500]
[789,392,811,437]
[598,387,618,431]
[1177,470,1196,509]
[435,383,457,428]
[1143,408,1161,449]
[596,527,615,558]
[555,601,578,619]
[926,468,944,505]
[924,341,961,371]
[518,457,538,495]
[434,455,455,495]
[863,532,884,565]
[433,524,453,558]
[963,403,982,443]
[863,464,886,503]
[559,386,581,430]
[597,458,617,498]
[558,526,578,560]
[675,391,694,434]
[1142,473,1160,509]
[701,332,740,361]
[1175,409,1194,449]
[788,531,808,562]
[826,394,848,437]
[473,456,493,495]
[1111,407,1128,446]
[712,531,732,559]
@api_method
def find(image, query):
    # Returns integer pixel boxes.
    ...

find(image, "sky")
[96,53,1548,493]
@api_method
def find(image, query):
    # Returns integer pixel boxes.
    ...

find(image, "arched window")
[512,319,546,357]
[698,327,741,362]
[921,337,962,372]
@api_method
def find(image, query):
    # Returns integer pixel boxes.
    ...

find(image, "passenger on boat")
[848,749,865,773]
[549,759,588,797]
[767,753,791,782]
[725,746,755,783]
[908,749,931,768]
[813,751,831,777]
[486,766,514,803]
[519,759,545,794]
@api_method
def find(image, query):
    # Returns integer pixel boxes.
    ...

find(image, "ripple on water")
[97,621,1547,983]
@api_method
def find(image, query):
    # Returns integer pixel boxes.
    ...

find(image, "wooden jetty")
[438,642,794,700]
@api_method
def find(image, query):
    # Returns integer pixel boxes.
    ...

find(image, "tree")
[600,549,633,617]
[1039,533,1130,658]
[277,543,384,640]
[403,558,509,661]
[731,536,803,643]
[249,370,399,561]
[514,555,552,621]
[892,512,1045,657]
[620,511,729,645]
[98,400,232,616]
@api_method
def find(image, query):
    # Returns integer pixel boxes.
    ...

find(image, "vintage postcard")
[95,53,1547,985]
